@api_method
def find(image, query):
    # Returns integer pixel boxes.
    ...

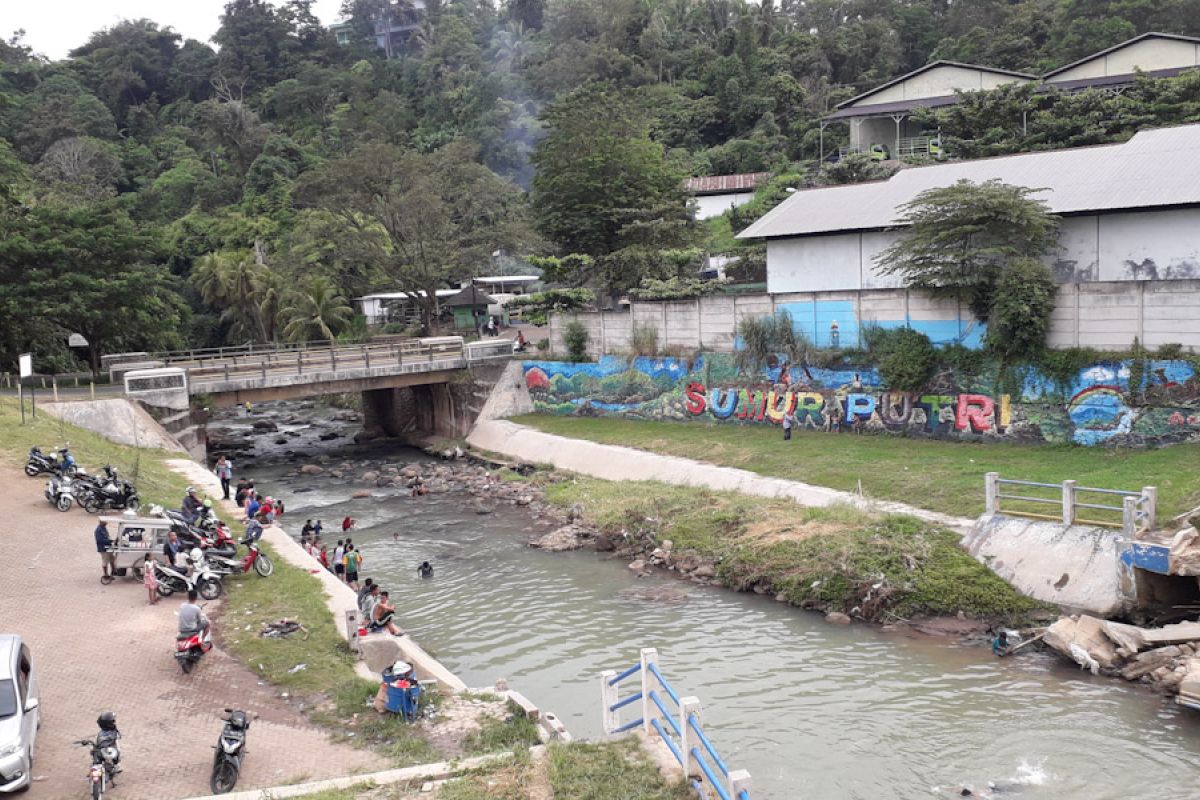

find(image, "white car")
[0,635,39,793]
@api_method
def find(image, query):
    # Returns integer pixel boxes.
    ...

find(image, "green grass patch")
[516,415,1200,519]
[437,749,535,800]
[462,708,541,755]
[217,546,359,694]
[547,738,690,800]
[545,475,1045,620]
[0,396,195,510]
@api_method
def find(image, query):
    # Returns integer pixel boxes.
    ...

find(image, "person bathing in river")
[992,630,1010,656]
[418,561,433,578]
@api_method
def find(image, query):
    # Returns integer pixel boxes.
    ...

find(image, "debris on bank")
[1043,614,1200,704]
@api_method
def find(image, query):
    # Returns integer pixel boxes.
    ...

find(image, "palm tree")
[281,276,354,343]
[190,250,280,343]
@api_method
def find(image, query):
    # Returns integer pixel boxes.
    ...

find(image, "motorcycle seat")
[176,632,196,641]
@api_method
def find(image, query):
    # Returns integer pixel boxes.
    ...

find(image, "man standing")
[163,530,183,568]
[782,407,794,441]
[214,456,233,501]
[333,540,345,581]
[95,519,115,579]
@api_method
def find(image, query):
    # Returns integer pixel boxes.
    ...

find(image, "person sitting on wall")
[369,591,404,636]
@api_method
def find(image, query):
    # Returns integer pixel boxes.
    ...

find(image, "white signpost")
[17,353,32,424]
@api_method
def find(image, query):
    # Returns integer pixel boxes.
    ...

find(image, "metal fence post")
[729,769,753,799]
[640,648,657,734]
[331,348,337,371]
[985,472,999,515]
[1142,486,1158,531]
[52,378,58,402]
[297,352,303,375]
[1123,495,1137,537]
[365,348,371,370]
[680,696,701,781]
[601,670,618,734]
[1062,479,1077,526]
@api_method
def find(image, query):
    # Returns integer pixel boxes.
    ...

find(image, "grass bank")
[516,415,1200,519]
[542,475,1045,621]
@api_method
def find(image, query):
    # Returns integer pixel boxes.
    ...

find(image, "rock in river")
[531,524,589,552]
[299,464,323,475]
[252,419,278,431]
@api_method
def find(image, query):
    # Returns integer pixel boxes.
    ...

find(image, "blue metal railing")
[602,648,753,800]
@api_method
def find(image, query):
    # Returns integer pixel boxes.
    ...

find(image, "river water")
[216,404,1200,799]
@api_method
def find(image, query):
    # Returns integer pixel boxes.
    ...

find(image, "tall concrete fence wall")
[544,280,1200,357]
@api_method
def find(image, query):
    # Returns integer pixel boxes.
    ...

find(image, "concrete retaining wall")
[41,399,187,453]
[548,279,1200,357]
[963,514,1127,616]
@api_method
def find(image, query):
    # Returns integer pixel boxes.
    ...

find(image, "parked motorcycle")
[79,466,140,514]
[154,550,223,600]
[25,445,74,477]
[175,622,214,675]
[209,709,251,794]
[45,473,78,512]
[204,534,272,578]
[75,711,121,800]
[195,522,238,559]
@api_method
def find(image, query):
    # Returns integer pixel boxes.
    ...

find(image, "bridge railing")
[181,336,466,386]
[465,339,515,362]
[984,472,1157,534]
[601,648,752,800]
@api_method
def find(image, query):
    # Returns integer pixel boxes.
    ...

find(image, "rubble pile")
[1044,614,1200,703]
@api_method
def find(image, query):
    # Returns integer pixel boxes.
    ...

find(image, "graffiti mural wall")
[521,354,1200,447]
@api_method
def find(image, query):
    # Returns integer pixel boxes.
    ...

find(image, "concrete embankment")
[468,418,975,534]
[42,398,186,452]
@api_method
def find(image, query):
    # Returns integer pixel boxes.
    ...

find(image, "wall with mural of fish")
[520,353,1200,447]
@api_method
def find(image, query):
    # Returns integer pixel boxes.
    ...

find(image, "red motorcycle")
[201,524,274,578]
[175,618,213,674]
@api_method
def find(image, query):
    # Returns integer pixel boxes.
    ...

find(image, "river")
[213,403,1200,799]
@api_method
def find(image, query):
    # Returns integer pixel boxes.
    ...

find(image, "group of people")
[298,520,365,589]
[233,477,283,524]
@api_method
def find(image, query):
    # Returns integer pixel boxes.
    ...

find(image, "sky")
[8,0,346,60]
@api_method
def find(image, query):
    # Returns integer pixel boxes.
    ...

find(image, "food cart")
[99,514,174,584]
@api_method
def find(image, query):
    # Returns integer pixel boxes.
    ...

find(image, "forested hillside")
[1,0,1199,372]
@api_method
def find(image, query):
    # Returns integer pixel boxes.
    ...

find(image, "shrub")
[867,327,937,391]
[535,337,549,352]
[563,320,590,362]
[631,323,659,356]
[1037,346,1100,395]
[1156,342,1185,360]
[986,258,1057,363]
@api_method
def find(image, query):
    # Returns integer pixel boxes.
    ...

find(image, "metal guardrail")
[176,336,467,389]
[602,648,752,800]
[984,472,1157,535]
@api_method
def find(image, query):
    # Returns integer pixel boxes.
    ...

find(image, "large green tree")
[296,139,534,326]
[0,203,185,373]
[877,179,1060,322]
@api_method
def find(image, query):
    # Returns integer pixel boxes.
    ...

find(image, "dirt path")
[0,468,384,800]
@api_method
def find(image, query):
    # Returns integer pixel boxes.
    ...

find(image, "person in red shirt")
[342,516,355,533]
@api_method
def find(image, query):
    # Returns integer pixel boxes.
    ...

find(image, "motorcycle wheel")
[254,554,274,578]
[180,657,194,675]
[24,463,39,477]
[198,576,222,600]
[126,496,140,512]
[83,497,101,514]
[210,759,239,794]
[92,778,102,800]
[156,583,174,598]
[55,494,72,512]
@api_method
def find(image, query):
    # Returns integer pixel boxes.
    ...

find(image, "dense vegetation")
[3,0,1200,373]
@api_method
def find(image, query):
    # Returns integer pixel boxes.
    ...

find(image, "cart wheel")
[100,575,114,586]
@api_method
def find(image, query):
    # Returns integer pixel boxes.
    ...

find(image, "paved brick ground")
[0,469,384,799]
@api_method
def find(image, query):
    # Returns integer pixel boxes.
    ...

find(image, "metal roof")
[834,61,1037,110]
[737,125,1200,240]
[684,172,772,195]
[1043,32,1200,79]
[824,93,966,120]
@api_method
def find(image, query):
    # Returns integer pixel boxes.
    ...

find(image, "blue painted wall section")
[775,300,986,348]
[522,353,1200,447]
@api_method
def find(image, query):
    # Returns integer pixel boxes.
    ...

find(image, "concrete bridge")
[123,336,514,455]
